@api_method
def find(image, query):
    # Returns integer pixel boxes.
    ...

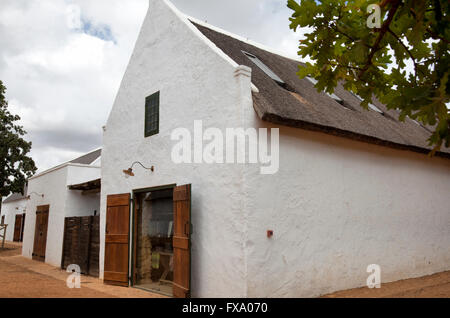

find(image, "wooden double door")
[32,205,49,262]
[104,184,191,298]
[61,216,100,277]
[13,213,26,242]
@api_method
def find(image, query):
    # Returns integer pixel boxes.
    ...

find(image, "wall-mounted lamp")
[123,161,154,178]
[27,192,44,200]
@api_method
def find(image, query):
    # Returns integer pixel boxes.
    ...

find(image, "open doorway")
[104,184,191,297]
[133,187,175,296]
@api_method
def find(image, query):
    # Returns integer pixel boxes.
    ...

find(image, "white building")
[99,0,450,297]
[1,188,27,242]
[22,149,102,267]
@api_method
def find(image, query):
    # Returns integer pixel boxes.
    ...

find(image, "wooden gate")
[61,215,99,277]
[32,205,49,262]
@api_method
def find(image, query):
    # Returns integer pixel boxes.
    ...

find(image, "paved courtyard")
[0,242,164,298]
[1,242,449,298]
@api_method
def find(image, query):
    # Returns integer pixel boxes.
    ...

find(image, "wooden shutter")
[32,206,49,262]
[104,193,130,287]
[173,184,191,298]
[41,211,49,258]
[14,214,22,242]
[20,213,25,242]
[32,214,40,259]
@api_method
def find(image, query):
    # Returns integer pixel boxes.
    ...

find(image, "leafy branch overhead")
[0,80,37,199]
[288,0,450,152]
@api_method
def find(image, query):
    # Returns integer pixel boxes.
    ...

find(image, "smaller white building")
[22,149,102,267]
[1,188,27,242]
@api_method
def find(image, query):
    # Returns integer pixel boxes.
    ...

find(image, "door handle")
[184,222,190,236]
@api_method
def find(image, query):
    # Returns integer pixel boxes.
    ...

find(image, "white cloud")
[0,0,305,172]
[0,0,147,172]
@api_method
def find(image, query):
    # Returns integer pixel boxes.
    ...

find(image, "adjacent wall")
[23,165,69,266]
[22,164,101,267]
[65,165,101,217]
[1,199,27,241]
[243,109,450,297]
[100,0,248,297]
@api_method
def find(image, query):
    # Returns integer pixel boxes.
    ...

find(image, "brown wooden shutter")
[32,214,40,259]
[41,211,49,258]
[32,205,49,262]
[173,184,191,298]
[20,213,25,242]
[14,214,22,242]
[104,193,130,287]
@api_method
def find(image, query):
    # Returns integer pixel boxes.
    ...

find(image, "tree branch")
[387,28,419,84]
[325,62,365,71]
[408,5,450,44]
[426,28,450,44]
[358,0,402,79]
[331,23,373,49]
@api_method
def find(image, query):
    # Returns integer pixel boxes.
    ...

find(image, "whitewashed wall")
[22,165,68,266]
[67,164,101,187]
[22,164,101,267]
[65,165,101,217]
[1,198,27,241]
[100,0,248,297]
[64,191,100,218]
[101,0,450,297]
[243,109,450,297]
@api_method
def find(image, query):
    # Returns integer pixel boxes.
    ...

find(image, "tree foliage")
[288,0,449,152]
[0,80,37,199]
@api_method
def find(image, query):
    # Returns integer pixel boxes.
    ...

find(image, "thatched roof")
[2,185,27,204]
[192,21,450,159]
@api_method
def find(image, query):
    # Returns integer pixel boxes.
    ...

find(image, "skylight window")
[351,92,384,114]
[368,103,384,114]
[242,51,285,86]
[305,77,344,105]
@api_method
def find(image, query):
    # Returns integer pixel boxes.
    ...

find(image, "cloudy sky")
[0,0,306,172]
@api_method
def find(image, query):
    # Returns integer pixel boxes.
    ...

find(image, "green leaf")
[288,0,450,152]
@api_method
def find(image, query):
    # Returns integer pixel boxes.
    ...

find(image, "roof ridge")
[192,21,450,157]
[186,16,303,63]
[32,148,102,178]
[69,147,102,164]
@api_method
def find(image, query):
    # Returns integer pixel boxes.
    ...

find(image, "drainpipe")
[234,65,253,297]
